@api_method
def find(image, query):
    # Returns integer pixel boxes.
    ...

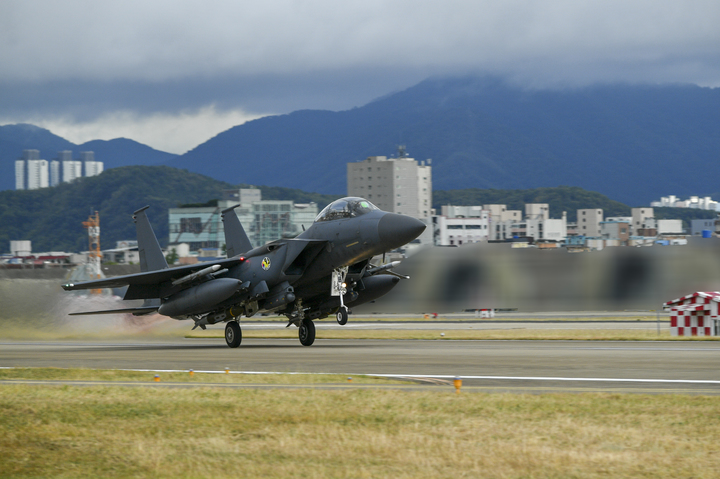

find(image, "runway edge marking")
[2,367,719,385]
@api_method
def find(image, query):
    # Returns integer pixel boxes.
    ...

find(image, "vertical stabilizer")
[222,205,253,257]
[133,206,168,272]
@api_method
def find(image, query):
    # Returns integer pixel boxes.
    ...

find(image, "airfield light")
[347,377,353,383]
[188,369,194,377]
[225,368,230,374]
[154,374,160,382]
[454,377,462,394]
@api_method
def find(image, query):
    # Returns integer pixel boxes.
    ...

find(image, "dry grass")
[188,327,718,342]
[0,368,398,385]
[1,384,719,478]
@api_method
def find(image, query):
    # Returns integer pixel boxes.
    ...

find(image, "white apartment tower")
[27,159,49,189]
[347,148,432,244]
[50,160,61,186]
[63,160,83,183]
[15,159,25,190]
[80,151,104,177]
[17,150,49,190]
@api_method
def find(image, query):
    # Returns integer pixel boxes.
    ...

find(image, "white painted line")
[367,374,720,385]
[4,367,718,385]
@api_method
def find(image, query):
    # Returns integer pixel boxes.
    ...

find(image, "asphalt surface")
[2,333,719,395]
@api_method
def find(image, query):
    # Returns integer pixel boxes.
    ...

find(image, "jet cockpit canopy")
[315,197,379,222]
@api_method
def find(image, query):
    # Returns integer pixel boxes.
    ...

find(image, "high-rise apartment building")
[16,150,49,190]
[27,159,49,189]
[15,149,103,188]
[50,160,61,186]
[347,148,432,245]
[80,151,104,177]
[15,159,25,190]
[62,160,83,183]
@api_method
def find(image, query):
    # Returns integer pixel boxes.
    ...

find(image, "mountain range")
[169,77,720,206]
[2,76,720,206]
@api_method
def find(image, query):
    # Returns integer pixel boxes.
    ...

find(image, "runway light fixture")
[454,377,462,394]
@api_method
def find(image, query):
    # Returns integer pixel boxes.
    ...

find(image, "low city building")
[168,188,318,251]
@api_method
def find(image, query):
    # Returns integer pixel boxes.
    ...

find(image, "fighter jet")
[62,197,425,347]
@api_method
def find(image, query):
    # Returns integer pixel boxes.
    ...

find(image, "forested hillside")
[1,165,713,254]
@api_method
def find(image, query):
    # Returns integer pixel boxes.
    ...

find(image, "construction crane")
[82,211,103,295]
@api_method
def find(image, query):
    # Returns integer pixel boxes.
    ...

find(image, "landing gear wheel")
[225,321,242,348]
[336,306,349,325]
[298,319,316,346]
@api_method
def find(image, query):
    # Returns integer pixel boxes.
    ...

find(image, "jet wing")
[62,257,244,292]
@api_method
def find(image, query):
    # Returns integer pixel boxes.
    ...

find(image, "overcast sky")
[2,0,719,153]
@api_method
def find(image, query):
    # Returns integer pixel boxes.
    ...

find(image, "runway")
[2,336,719,394]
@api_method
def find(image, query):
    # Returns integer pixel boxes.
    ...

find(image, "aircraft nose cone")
[378,213,426,248]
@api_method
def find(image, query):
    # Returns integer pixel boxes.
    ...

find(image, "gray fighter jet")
[62,197,425,347]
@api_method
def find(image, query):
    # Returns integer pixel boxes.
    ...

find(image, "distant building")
[50,160,60,186]
[80,151,104,177]
[484,204,522,223]
[62,159,83,183]
[577,209,603,237]
[347,147,432,245]
[652,195,719,211]
[14,149,103,188]
[691,219,716,236]
[434,206,489,245]
[525,203,549,220]
[632,207,654,234]
[168,188,318,251]
[657,219,683,234]
[15,150,49,190]
[600,220,630,246]
[15,159,24,190]
[27,158,49,189]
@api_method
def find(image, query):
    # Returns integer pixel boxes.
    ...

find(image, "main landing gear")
[298,318,316,346]
[225,321,242,348]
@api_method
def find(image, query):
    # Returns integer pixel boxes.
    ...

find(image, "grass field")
[1,370,719,478]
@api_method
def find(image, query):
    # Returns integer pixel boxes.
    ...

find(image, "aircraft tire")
[225,321,242,348]
[299,319,316,346]
[336,306,348,325]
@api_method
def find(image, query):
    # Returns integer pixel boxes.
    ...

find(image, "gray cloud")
[2,0,719,151]
[3,1,720,84]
